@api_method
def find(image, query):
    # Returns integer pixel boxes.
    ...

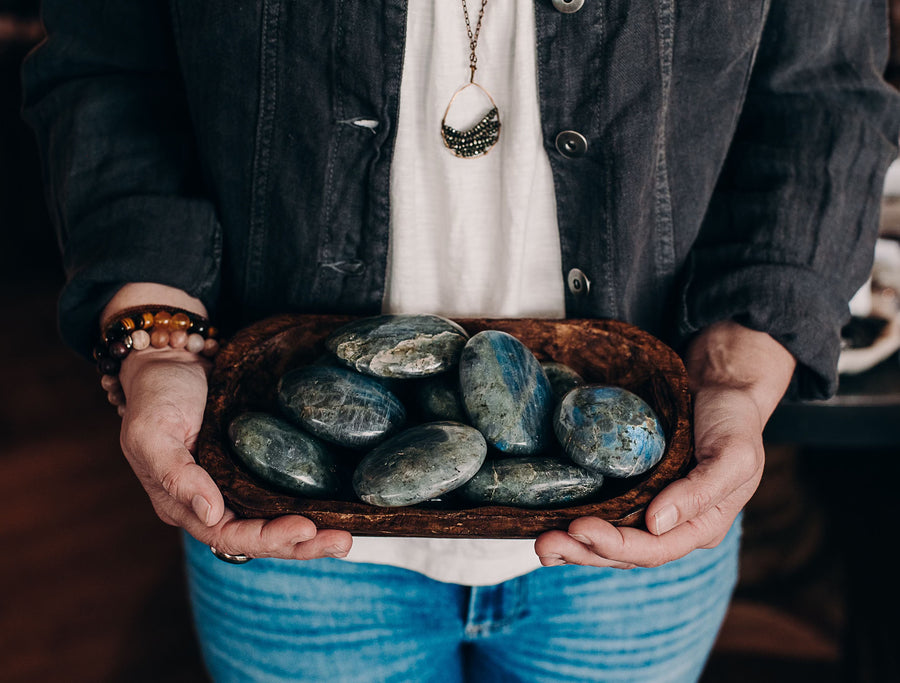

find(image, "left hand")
[534,321,796,569]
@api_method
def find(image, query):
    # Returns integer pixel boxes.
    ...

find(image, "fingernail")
[654,505,678,535]
[539,554,566,567]
[568,533,591,546]
[325,545,349,558]
[192,495,212,525]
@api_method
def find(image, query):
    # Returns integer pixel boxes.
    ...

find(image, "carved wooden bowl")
[197,315,693,538]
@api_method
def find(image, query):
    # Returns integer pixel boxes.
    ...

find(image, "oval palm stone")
[458,456,605,508]
[459,330,554,454]
[277,365,406,449]
[541,361,585,400]
[227,412,340,498]
[413,373,468,423]
[325,314,469,378]
[554,385,666,477]
[353,422,487,507]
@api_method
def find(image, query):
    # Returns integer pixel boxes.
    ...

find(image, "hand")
[534,321,796,569]
[117,347,352,560]
[104,283,352,561]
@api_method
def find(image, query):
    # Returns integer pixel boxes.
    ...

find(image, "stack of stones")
[227,314,666,509]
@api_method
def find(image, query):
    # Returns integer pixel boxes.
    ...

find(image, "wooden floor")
[2,271,896,683]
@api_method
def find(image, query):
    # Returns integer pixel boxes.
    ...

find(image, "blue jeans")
[184,521,739,683]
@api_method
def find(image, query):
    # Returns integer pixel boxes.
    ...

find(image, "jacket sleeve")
[677,0,900,400]
[21,1,222,358]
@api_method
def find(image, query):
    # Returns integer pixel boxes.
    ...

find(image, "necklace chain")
[441,0,499,158]
[462,0,488,82]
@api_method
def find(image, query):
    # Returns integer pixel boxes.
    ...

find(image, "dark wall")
[0,4,58,286]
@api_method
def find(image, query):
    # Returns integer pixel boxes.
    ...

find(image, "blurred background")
[2,3,899,682]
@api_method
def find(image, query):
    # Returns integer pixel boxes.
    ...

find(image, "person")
[22,1,900,681]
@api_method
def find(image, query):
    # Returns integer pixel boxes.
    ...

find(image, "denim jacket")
[22,0,900,399]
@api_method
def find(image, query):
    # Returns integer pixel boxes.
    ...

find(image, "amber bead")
[189,319,208,336]
[169,329,189,349]
[153,310,172,329]
[150,329,170,348]
[170,312,191,330]
[137,311,156,329]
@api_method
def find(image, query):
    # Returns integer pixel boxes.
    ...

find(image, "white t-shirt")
[342,1,566,586]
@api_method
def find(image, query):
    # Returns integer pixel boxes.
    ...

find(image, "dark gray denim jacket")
[22,0,900,398]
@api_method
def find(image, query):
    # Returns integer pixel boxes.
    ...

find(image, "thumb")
[121,417,225,528]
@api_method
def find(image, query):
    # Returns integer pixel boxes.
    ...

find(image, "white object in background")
[884,158,900,196]
[872,238,900,293]
[838,239,900,375]
[848,277,873,317]
[837,315,900,375]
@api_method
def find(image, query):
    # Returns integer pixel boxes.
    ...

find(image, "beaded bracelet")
[94,306,220,414]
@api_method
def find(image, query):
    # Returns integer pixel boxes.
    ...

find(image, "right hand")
[116,343,353,561]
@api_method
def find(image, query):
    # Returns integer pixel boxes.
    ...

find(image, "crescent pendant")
[440,82,501,158]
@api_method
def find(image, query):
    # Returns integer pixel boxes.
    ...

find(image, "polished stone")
[353,421,487,507]
[458,330,554,454]
[554,385,666,477]
[277,365,406,449]
[227,412,340,498]
[542,361,585,399]
[413,373,468,423]
[310,352,404,393]
[457,456,605,508]
[325,314,469,378]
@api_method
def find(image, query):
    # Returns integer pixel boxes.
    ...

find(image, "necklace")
[440,0,500,158]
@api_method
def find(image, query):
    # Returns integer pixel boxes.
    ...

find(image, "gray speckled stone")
[352,422,487,507]
[414,373,468,423]
[541,361,585,400]
[277,365,406,449]
[325,314,469,378]
[458,456,605,508]
[554,385,666,477]
[459,330,554,454]
[227,412,340,498]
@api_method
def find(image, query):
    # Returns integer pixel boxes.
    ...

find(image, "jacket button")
[552,0,585,13]
[555,130,588,158]
[567,268,591,296]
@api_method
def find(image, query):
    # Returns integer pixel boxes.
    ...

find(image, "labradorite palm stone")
[277,365,406,449]
[325,314,469,378]
[353,422,487,507]
[414,373,468,423]
[227,412,340,498]
[554,386,666,477]
[459,330,554,454]
[541,361,585,399]
[458,456,605,508]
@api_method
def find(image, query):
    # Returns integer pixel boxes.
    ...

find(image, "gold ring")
[210,546,252,564]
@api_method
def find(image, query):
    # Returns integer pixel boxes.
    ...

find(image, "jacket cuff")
[677,257,852,401]
[58,196,222,360]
